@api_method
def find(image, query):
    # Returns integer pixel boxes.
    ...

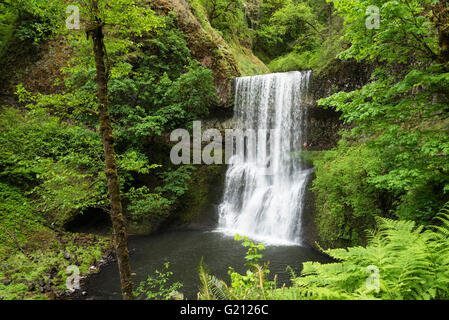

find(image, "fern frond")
[198,257,233,300]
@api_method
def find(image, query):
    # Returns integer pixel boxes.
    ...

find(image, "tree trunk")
[328,3,332,39]
[90,6,133,300]
[433,1,449,64]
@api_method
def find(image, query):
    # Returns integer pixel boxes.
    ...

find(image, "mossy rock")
[151,0,240,107]
[172,164,227,226]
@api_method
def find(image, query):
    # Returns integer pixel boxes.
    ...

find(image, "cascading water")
[83,72,335,300]
[217,71,312,245]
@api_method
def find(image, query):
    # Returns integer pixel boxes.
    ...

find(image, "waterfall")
[217,71,312,245]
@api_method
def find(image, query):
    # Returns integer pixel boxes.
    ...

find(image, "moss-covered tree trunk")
[89,2,133,301]
[433,1,449,63]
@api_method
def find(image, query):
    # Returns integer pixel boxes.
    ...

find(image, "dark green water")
[82,227,331,300]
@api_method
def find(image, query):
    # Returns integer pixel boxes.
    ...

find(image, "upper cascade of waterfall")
[217,71,312,246]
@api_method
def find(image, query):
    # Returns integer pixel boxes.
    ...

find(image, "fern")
[197,204,449,300]
[291,203,449,300]
[198,257,234,300]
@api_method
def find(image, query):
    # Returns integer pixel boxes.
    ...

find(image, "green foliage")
[0,0,63,56]
[61,12,216,149]
[126,187,172,221]
[0,232,110,300]
[331,0,438,63]
[320,67,449,220]
[312,135,385,247]
[0,105,111,301]
[12,9,216,225]
[198,235,274,300]
[190,0,341,70]
[0,183,37,255]
[125,166,195,222]
[198,257,235,300]
[0,107,108,225]
[261,0,291,21]
[233,234,265,266]
[315,0,449,238]
[134,262,183,300]
[76,0,163,37]
[0,0,216,300]
[268,34,344,71]
[199,204,449,300]
[198,267,227,300]
[155,166,196,201]
[165,60,216,119]
[290,206,449,300]
[199,0,254,43]
[255,0,324,60]
[252,0,345,70]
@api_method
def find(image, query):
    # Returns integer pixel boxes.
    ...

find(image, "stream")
[82,227,330,300]
[82,71,330,300]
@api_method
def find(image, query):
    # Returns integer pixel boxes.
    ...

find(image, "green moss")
[187,0,267,77]
[126,220,158,235]
[291,150,325,167]
[228,40,269,76]
[174,164,226,225]
[311,140,383,249]
[188,0,212,31]
[0,232,111,300]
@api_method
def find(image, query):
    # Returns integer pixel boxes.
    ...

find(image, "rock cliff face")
[301,58,375,250]
[152,0,241,107]
[305,58,374,151]
[202,58,373,151]
[198,59,374,249]
[311,58,374,100]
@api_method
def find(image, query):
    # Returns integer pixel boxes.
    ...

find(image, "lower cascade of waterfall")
[217,71,312,245]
